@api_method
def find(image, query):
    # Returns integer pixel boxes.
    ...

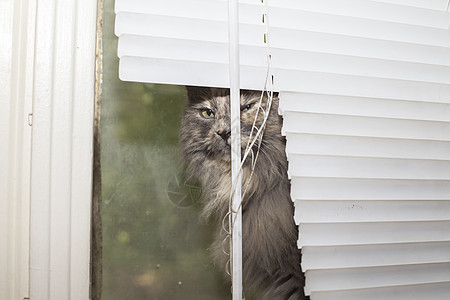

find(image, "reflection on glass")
[100,0,229,298]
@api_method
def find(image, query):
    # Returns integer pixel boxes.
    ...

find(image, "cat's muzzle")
[216,129,231,143]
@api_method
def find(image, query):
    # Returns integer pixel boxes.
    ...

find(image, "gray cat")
[180,87,306,299]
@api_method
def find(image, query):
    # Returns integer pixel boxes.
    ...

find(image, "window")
[99,0,230,298]
[114,0,450,299]
[2,0,450,299]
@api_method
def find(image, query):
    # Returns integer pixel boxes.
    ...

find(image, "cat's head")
[180,86,281,165]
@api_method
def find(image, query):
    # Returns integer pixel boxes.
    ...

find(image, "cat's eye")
[241,103,253,112]
[201,109,215,119]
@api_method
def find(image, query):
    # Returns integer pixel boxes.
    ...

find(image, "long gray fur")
[180,87,307,299]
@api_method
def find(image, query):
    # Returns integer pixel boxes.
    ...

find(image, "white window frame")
[1,0,98,299]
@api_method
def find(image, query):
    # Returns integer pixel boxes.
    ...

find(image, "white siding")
[115,0,450,298]
[29,0,97,298]
[0,0,97,299]
[0,0,34,298]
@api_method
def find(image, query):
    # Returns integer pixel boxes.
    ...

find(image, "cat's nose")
[216,129,231,141]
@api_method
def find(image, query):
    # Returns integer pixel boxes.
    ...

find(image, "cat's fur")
[180,87,306,299]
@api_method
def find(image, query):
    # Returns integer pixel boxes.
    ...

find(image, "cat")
[180,86,307,300]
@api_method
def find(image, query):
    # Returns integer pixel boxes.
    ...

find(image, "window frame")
[21,0,96,298]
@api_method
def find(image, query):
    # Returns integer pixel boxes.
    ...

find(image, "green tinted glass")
[100,1,229,298]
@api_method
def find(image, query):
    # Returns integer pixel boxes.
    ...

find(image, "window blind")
[115,0,450,298]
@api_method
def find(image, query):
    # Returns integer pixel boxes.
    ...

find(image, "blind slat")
[290,177,450,201]
[286,133,450,160]
[120,55,450,103]
[276,70,450,102]
[118,35,268,67]
[269,9,450,47]
[116,0,231,21]
[282,112,450,141]
[270,29,450,66]
[302,242,450,270]
[371,0,448,11]
[279,93,450,121]
[312,282,450,300]
[225,0,448,12]
[298,221,450,246]
[305,263,450,293]
[115,0,450,29]
[288,155,450,180]
[115,13,230,42]
[118,56,267,90]
[295,200,450,223]
[115,1,272,27]
[267,0,450,29]
[273,49,450,84]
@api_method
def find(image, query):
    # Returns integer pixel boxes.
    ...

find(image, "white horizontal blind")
[276,1,450,299]
[115,0,450,298]
[115,0,272,88]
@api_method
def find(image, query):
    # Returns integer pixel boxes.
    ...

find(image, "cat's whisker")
[258,147,270,160]
[242,124,266,160]
[245,92,265,150]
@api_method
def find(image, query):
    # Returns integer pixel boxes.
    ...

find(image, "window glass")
[100,0,229,298]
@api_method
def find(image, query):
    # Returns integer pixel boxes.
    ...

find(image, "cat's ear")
[185,86,211,103]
